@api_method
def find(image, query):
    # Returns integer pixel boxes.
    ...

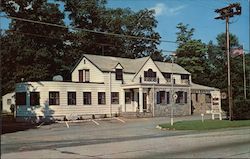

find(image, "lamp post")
[170,53,176,126]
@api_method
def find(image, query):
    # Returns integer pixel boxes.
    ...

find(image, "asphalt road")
[1,115,250,158]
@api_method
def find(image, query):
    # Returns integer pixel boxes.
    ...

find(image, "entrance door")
[143,93,147,110]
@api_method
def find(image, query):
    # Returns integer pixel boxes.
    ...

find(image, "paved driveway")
[2,115,250,158]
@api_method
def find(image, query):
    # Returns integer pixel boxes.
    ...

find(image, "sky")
[107,0,249,55]
[1,0,249,56]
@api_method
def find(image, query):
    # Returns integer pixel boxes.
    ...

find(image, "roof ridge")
[83,53,149,61]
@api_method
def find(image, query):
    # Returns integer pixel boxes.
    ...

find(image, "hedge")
[233,99,250,120]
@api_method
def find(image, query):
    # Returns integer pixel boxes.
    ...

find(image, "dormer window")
[181,74,189,84]
[144,69,156,82]
[163,73,171,83]
[115,69,123,80]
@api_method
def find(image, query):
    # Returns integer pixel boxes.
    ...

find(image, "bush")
[233,99,250,120]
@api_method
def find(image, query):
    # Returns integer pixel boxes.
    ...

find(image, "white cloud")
[150,3,167,16]
[150,3,186,17]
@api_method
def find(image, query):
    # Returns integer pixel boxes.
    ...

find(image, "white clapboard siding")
[71,57,104,83]
[133,58,166,84]
[16,105,120,117]
[15,82,120,117]
[173,74,181,85]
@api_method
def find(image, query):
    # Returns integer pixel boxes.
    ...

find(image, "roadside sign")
[221,92,227,99]
[173,93,178,100]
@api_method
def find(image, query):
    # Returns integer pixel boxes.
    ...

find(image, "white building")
[14,54,220,121]
[2,92,15,113]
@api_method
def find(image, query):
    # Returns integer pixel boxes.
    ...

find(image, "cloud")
[150,3,167,16]
[150,3,186,17]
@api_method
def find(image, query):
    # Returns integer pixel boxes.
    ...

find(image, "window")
[83,92,91,105]
[144,69,157,82]
[30,92,40,106]
[98,92,106,105]
[79,69,90,82]
[181,74,189,84]
[163,73,171,83]
[116,69,123,80]
[125,92,131,104]
[181,74,189,79]
[157,91,170,104]
[195,93,199,102]
[205,94,211,103]
[163,73,171,79]
[68,92,76,105]
[16,92,26,105]
[49,92,60,105]
[176,91,187,104]
[111,92,119,104]
[7,99,11,105]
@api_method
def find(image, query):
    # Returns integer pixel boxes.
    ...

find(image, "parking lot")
[2,115,250,158]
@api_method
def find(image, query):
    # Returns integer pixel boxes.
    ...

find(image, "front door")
[143,93,147,110]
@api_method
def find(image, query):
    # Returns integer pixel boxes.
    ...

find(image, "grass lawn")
[159,119,250,130]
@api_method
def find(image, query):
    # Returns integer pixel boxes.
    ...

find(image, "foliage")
[175,23,209,85]
[1,0,163,94]
[1,0,68,94]
[206,33,250,112]
[61,0,162,59]
[159,119,250,130]
[233,99,250,120]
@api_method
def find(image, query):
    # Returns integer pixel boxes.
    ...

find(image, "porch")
[121,83,191,117]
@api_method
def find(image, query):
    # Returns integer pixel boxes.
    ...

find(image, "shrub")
[233,99,250,120]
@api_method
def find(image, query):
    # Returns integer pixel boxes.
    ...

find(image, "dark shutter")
[157,92,160,104]
[184,92,187,103]
[79,70,83,82]
[166,92,170,104]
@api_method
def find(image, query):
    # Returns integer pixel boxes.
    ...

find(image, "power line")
[0,15,178,44]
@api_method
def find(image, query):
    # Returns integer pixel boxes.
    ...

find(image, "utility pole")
[170,53,176,126]
[215,3,241,121]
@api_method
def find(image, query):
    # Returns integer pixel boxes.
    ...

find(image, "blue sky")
[1,0,249,55]
[107,0,249,54]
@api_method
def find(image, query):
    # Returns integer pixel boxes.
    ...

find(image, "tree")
[175,23,209,85]
[1,0,68,95]
[61,0,162,59]
[206,33,249,114]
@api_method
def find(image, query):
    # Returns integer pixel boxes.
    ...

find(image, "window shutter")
[157,92,160,104]
[166,92,170,104]
[184,92,187,103]
[79,70,83,82]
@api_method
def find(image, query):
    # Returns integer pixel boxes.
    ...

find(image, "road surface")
[2,115,250,158]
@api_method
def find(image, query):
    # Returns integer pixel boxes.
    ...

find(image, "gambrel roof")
[71,54,190,75]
